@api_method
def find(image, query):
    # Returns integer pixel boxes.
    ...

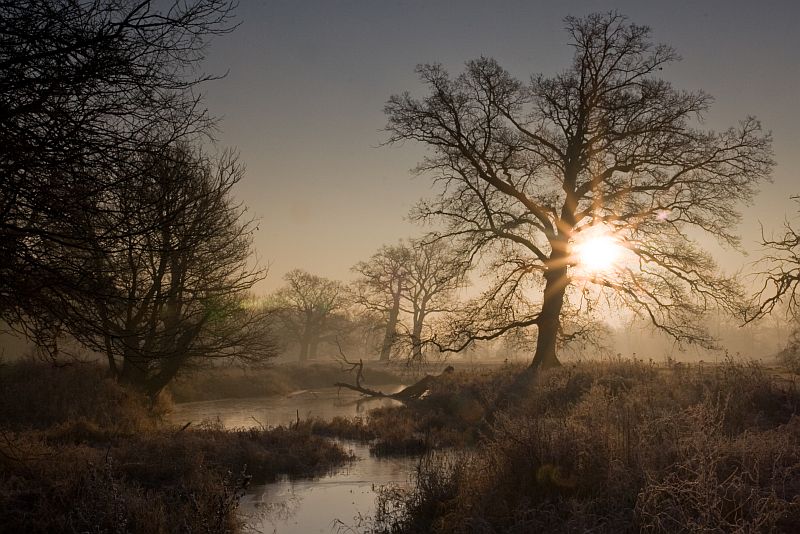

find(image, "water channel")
[170,386,418,533]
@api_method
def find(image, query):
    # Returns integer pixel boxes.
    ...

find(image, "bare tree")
[0,0,237,344]
[400,240,467,363]
[352,243,411,361]
[271,270,347,362]
[71,146,273,398]
[385,12,773,372]
[352,239,466,363]
[748,196,800,320]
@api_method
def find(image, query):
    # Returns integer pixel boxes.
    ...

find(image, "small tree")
[400,240,467,362]
[78,147,273,398]
[352,239,466,363]
[272,270,347,362]
[385,12,773,372]
[747,195,800,369]
[749,196,800,319]
[352,243,411,361]
[0,0,236,345]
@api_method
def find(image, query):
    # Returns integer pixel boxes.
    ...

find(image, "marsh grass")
[0,360,353,534]
[306,366,518,456]
[367,358,800,533]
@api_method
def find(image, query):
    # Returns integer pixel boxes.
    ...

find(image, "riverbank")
[167,362,404,403]
[4,357,798,533]
[359,358,800,533]
[0,360,353,533]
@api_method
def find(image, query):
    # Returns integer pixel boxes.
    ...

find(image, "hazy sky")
[199,0,800,293]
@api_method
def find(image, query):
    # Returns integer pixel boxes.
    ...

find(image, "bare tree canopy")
[385,12,774,371]
[352,243,411,361]
[271,269,347,362]
[73,146,272,398]
[400,239,467,363]
[748,196,800,321]
[352,239,466,363]
[0,0,237,338]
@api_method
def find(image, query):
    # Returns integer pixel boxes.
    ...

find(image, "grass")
[304,366,519,456]
[363,358,800,533]
[0,359,353,534]
[5,356,798,533]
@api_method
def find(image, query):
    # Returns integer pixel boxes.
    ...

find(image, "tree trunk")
[142,354,184,401]
[380,289,402,361]
[530,266,567,371]
[299,337,309,362]
[119,354,150,392]
[411,319,424,362]
[335,366,454,401]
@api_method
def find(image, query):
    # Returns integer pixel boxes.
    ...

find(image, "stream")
[170,386,418,533]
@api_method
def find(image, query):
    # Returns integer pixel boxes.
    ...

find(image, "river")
[170,386,418,533]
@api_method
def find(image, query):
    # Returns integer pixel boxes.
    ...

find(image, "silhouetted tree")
[352,240,466,363]
[745,195,800,370]
[385,12,773,373]
[73,147,273,398]
[0,0,236,345]
[272,270,347,362]
[352,243,411,361]
[749,196,800,320]
[400,240,467,363]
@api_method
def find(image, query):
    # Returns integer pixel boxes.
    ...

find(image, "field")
[2,357,798,533]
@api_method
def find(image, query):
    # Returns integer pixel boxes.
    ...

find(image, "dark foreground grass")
[362,358,800,533]
[0,360,352,534]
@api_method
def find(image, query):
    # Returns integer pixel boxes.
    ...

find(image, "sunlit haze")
[198,0,799,293]
[572,227,626,276]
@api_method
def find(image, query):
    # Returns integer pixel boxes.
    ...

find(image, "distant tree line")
[265,239,467,365]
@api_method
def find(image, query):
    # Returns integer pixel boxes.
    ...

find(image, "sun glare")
[571,226,625,275]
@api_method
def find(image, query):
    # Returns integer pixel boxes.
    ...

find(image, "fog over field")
[2,2,799,533]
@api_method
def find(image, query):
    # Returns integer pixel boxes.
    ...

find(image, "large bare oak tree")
[385,12,773,372]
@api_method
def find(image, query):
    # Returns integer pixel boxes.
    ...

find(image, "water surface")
[171,386,417,533]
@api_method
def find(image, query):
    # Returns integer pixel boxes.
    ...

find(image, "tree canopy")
[1,0,237,343]
[385,12,774,370]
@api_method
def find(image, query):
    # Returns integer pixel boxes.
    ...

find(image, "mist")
[2,2,799,533]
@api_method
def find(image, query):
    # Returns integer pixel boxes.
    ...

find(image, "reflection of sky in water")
[241,441,418,534]
[171,387,417,533]
[170,385,406,429]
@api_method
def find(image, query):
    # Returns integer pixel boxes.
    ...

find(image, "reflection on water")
[170,386,418,534]
[170,385,406,429]
[241,440,417,533]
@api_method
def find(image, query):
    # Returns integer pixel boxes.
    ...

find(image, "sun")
[571,226,626,275]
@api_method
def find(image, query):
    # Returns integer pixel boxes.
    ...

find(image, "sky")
[199,0,800,294]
